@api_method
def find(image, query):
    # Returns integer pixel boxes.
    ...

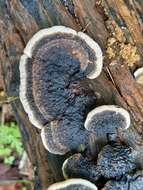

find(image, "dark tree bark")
[0,0,143,190]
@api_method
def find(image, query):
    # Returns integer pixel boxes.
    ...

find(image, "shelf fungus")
[47,178,98,190]
[19,26,143,190]
[84,105,131,141]
[97,144,137,179]
[19,26,103,154]
[103,171,143,190]
[62,153,100,183]
[62,144,137,182]
[134,67,143,85]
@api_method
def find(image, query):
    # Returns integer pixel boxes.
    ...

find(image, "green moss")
[0,122,23,165]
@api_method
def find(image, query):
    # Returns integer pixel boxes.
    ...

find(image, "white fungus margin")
[84,105,131,131]
[47,178,98,190]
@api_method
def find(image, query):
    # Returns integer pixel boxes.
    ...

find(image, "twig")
[106,66,116,86]
[82,21,91,32]
[0,96,19,105]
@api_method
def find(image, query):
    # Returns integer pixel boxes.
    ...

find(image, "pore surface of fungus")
[19,26,103,154]
[47,178,98,190]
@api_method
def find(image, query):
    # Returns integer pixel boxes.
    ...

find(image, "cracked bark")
[0,0,143,189]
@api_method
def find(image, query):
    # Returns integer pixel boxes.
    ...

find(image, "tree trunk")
[0,0,143,190]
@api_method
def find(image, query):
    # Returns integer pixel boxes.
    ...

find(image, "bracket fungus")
[62,143,137,183]
[19,26,103,154]
[47,178,98,190]
[62,153,100,183]
[41,120,92,155]
[19,26,143,190]
[103,171,143,190]
[84,105,131,141]
[97,144,137,179]
[134,67,143,85]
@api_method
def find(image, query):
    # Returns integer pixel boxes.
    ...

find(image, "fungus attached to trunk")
[103,171,143,190]
[41,123,67,155]
[62,144,137,182]
[47,178,98,190]
[97,144,137,179]
[134,67,143,85]
[84,105,130,141]
[19,26,103,154]
[62,153,100,183]
[41,120,91,155]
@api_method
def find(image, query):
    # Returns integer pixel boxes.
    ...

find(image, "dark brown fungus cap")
[62,144,137,181]
[19,26,102,128]
[97,144,137,179]
[62,153,100,182]
[41,119,93,154]
[134,67,143,85]
[41,123,67,155]
[19,26,103,154]
[47,178,98,190]
[102,171,143,190]
[84,105,131,141]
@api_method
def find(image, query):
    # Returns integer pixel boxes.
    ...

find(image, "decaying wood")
[73,0,108,49]
[0,0,143,189]
[103,0,143,54]
[109,62,143,134]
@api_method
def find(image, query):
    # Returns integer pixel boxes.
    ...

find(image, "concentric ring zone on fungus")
[19,26,103,154]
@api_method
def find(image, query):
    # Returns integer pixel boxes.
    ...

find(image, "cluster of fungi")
[19,26,143,190]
